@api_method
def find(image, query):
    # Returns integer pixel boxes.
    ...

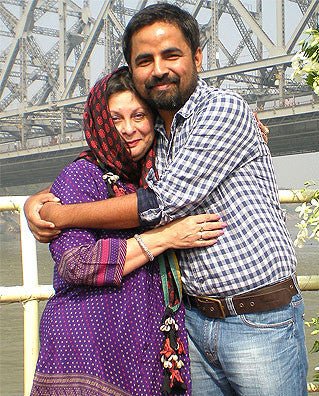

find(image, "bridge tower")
[0,0,318,186]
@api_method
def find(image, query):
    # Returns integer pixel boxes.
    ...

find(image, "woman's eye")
[134,113,145,121]
[111,116,120,123]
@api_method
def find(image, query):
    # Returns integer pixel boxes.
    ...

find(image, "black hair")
[122,3,200,65]
[105,67,138,97]
[105,66,157,119]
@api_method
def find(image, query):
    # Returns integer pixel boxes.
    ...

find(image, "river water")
[0,202,318,395]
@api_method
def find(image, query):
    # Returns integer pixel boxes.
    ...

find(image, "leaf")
[310,340,319,354]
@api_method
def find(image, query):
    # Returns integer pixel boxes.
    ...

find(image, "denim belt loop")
[292,272,301,294]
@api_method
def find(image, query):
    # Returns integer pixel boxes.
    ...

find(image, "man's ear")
[194,48,203,72]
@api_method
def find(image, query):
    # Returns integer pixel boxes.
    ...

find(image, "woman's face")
[108,91,155,162]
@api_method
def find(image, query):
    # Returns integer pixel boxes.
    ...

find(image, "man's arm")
[138,92,264,226]
[25,94,263,241]
[41,192,139,230]
[25,101,267,241]
[24,185,62,241]
[25,183,140,243]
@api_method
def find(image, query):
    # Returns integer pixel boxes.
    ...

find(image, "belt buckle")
[197,296,226,319]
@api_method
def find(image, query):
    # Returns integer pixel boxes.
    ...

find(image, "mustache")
[144,75,180,89]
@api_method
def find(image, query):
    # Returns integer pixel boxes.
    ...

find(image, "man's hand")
[254,112,270,144]
[24,192,61,243]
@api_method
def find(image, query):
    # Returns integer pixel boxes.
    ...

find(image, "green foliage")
[301,29,319,62]
[291,26,319,387]
[294,181,319,383]
[294,182,319,248]
[305,316,319,383]
[291,28,319,95]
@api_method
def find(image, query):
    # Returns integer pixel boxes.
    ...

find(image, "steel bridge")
[0,0,319,187]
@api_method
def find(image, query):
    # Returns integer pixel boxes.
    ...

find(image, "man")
[25,4,307,395]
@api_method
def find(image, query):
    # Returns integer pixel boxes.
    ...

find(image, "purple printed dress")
[30,159,191,396]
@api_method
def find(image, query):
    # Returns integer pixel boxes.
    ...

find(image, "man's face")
[129,22,202,112]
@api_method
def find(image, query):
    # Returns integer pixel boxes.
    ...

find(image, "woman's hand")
[124,213,226,275]
[161,213,227,249]
[24,192,61,243]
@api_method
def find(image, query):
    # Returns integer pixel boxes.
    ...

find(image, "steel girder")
[0,0,318,147]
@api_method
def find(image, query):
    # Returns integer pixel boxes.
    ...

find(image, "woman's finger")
[200,220,227,231]
[199,229,225,240]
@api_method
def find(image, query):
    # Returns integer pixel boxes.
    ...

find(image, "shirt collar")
[177,77,208,119]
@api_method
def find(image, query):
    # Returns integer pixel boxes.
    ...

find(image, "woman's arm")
[123,213,225,275]
[48,160,225,287]
[57,213,226,286]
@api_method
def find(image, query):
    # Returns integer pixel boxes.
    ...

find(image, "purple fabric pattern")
[31,159,191,396]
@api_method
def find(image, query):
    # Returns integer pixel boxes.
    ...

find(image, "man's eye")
[137,59,151,67]
[167,54,180,60]
[112,116,120,123]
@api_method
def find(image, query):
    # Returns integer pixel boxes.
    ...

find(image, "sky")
[272,152,319,189]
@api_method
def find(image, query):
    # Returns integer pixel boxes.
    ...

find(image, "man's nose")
[153,58,168,78]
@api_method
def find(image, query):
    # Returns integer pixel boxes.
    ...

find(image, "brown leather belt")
[183,276,298,319]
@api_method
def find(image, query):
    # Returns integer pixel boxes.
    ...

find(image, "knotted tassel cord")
[158,251,187,395]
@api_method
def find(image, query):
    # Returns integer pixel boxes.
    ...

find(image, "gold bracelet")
[134,234,154,262]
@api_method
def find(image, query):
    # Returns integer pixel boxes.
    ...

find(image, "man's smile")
[152,83,174,90]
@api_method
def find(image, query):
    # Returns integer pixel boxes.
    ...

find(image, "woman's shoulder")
[51,159,107,203]
[57,159,103,180]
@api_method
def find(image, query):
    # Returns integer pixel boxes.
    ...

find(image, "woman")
[30,67,224,396]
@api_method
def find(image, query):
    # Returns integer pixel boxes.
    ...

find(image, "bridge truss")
[0,0,318,151]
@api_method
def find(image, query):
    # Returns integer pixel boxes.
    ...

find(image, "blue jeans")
[185,294,308,396]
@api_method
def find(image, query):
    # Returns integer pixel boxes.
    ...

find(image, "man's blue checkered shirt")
[138,78,297,297]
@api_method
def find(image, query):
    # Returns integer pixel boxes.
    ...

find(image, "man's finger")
[29,219,56,231]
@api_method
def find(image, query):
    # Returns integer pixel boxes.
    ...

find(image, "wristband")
[134,234,154,262]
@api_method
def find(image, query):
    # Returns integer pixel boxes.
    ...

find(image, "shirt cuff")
[137,187,161,227]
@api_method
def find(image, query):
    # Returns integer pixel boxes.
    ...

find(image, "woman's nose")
[121,120,136,135]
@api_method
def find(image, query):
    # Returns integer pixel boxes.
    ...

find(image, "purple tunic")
[31,159,191,396]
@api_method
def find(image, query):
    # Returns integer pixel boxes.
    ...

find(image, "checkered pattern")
[140,78,297,296]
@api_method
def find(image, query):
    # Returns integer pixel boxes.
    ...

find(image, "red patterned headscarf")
[77,66,156,189]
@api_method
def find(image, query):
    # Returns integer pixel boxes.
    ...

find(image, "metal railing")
[0,196,54,396]
[0,192,318,395]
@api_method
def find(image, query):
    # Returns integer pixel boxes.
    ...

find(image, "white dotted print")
[31,160,191,396]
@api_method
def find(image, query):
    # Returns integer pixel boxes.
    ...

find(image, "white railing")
[0,192,318,395]
[0,196,54,396]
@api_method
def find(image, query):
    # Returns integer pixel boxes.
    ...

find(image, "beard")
[143,70,198,111]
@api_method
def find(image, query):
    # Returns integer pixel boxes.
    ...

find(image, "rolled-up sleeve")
[57,238,127,287]
[137,184,161,227]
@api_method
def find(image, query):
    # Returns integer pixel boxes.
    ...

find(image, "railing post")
[19,198,39,396]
